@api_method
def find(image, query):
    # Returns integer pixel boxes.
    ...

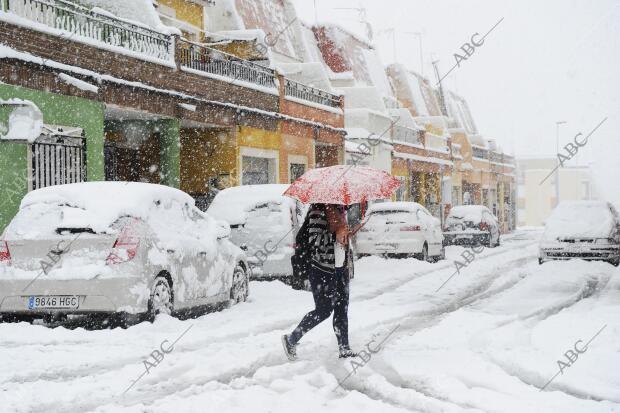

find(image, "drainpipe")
[172,34,181,71]
[277,73,286,112]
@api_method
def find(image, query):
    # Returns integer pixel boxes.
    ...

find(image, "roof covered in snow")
[207,184,294,226]
[313,24,393,96]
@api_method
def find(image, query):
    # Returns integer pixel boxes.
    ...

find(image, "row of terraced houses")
[0,0,516,233]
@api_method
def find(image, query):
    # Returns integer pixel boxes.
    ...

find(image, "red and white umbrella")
[283,165,401,205]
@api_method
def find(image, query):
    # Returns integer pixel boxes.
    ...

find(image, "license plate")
[376,244,397,250]
[27,295,80,310]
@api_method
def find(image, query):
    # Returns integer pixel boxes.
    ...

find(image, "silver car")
[207,184,304,280]
[0,182,249,325]
[443,205,501,247]
[539,200,620,266]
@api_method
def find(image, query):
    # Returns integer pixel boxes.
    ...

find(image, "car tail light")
[479,222,489,231]
[106,220,140,265]
[400,225,421,231]
[0,241,11,264]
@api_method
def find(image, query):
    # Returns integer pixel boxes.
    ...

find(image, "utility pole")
[432,60,448,116]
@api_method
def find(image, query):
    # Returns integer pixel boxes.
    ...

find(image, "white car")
[443,205,501,247]
[353,202,445,261]
[539,200,620,266]
[207,184,304,279]
[0,182,249,325]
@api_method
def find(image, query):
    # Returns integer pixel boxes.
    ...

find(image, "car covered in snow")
[442,205,501,247]
[207,184,304,280]
[0,182,249,325]
[353,202,445,261]
[538,200,620,266]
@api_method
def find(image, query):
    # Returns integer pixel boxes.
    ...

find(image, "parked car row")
[0,182,249,326]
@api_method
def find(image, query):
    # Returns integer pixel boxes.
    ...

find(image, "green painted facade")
[0,84,105,232]
[157,119,180,189]
[0,84,182,234]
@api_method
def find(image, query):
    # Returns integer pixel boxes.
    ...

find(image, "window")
[241,156,276,185]
[289,163,305,183]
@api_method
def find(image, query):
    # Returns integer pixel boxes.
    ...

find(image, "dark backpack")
[290,208,314,290]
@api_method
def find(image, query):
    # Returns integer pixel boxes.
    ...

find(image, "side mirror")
[216,220,231,239]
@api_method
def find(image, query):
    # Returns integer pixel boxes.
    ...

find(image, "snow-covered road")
[2,228,619,413]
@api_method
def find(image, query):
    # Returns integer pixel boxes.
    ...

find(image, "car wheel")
[496,235,501,247]
[609,258,620,267]
[484,232,493,248]
[415,243,429,262]
[436,245,446,262]
[147,276,173,322]
[229,263,249,305]
[538,258,544,265]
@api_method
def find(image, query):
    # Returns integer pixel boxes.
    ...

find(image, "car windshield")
[448,206,483,222]
[4,203,111,239]
[543,203,614,239]
[368,210,411,224]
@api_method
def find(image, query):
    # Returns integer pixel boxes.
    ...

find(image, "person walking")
[282,203,359,360]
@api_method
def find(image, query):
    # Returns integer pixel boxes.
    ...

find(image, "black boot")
[339,347,358,358]
[281,334,297,361]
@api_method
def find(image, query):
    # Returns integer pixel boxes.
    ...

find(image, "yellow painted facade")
[180,128,237,193]
[158,0,205,40]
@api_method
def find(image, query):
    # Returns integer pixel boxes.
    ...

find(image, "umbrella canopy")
[283,165,401,205]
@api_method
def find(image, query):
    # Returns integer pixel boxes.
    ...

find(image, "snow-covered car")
[0,182,249,325]
[207,184,304,280]
[443,205,501,247]
[353,202,445,261]
[538,200,620,266]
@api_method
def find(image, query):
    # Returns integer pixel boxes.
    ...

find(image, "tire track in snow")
[354,240,537,302]
[347,265,614,409]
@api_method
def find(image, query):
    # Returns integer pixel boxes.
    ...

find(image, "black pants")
[289,264,350,349]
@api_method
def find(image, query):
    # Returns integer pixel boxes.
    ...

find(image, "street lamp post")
[555,120,567,207]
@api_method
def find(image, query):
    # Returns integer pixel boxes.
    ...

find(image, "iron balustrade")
[1,0,343,109]
[4,0,173,60]
[284,78,341,109]
[177,39,277,89]
[392,125,421,145]
[472,146,489,160]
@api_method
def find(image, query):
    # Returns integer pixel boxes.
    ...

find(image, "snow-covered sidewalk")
[1,229,618,412]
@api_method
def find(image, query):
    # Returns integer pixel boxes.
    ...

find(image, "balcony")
[284,78,341,109]
[392,125,421,146]
[2,0,173,61]
[472,146,489,160]
[0,0,341,110]
[177,39,277,90]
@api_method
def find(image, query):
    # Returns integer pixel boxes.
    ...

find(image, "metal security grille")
[32,133,86,190]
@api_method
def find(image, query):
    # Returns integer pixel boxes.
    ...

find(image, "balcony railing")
[177,39,277,90]
[472,146,489,160]
[1,0,342,110]
[3,0,173,61]
[392,125,421,146]
[284,78,341,109]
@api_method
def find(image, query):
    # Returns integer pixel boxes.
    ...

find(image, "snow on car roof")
[208,184,293,226]
[447,205,490,222]
[19,182,195,232]
[543,200,614,239]
[368,201,423,213]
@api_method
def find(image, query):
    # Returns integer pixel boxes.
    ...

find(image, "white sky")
[292,0,620,204]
